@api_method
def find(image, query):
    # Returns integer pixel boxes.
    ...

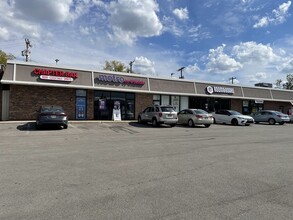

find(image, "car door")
[221,110,232,124]
[141,107,150,121]
[215,110,226,123]
[253,111,262,122]
[178,110,186,124]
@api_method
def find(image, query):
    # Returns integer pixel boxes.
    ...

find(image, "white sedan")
[212,110,254,126]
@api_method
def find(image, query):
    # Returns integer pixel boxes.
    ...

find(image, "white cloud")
[253,17,270,28]
[253,1,291,28]
[173,7,189,20]
[248,72,268,82]
[0,26,9,40]
[12,0,91,23]
[185,63,201,74]
[133,56,156,76]
[273,0,292,23]
[232,41,279,64]
[206,44,243,74]
[107,0,163,45]
[162,16,184,36]
[279,58,293,73]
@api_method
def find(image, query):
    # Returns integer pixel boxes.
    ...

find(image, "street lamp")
[171,73,175,78]
[55,59,60,65]
[177,67,185,79]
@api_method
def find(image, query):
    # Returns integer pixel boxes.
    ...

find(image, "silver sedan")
[177,109,214,127]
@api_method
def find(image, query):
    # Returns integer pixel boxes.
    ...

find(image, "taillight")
[159,112,163,117]
[195,115,203,118]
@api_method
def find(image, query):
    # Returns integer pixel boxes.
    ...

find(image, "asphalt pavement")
[0,121,293,220]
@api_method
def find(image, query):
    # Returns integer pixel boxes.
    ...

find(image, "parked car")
[252,110,290,125]
[36,105,68,129]
[212,110,254,126]
[138,105,178,127]
[177,109,213,127]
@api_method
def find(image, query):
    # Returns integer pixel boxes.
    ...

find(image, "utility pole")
[129,60,135,73]
[21,38,32,62]
[177,67,185,79]
[229,77,236,84]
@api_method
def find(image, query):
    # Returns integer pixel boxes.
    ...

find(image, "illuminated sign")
[34,68,78,82]
[206,86,234,94]
[96,74,145,85]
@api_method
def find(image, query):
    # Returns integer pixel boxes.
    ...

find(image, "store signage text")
[96,74,145,85]
[206,86,234,94]
[34,68,78,82]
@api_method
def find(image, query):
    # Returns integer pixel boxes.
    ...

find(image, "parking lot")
[1,121,293,220]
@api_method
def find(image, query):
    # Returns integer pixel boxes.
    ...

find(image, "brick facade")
[9,85,75,120]
[231,99,243,112]
[135,93,153,119]
[264,101,291,114]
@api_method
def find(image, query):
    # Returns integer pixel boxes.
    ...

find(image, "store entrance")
[94,91,135,120]
[189,97,231,112]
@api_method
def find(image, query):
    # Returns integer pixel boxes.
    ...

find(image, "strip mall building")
[1,61,293,121]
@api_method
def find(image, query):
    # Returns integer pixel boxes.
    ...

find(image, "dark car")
[36,105,68,129]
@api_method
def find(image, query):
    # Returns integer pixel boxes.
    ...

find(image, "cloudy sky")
[0,0,293,86]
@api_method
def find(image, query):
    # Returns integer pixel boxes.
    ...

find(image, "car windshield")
[160,107,175,112]
[192,109,208,114]
[41,106,64,113]
[228,110,242,115]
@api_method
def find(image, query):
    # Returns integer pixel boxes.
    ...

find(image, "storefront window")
[180,96,188,111]
[171,96,180,112]
[94,91,135,120]
[161,95,170,105]
[75,89,87,120]
[153,95,160,105]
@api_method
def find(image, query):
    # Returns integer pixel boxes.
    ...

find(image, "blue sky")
[0,0,293,86]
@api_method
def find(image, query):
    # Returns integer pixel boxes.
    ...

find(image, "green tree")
[275,79,283,89]
[283,74,293,90]
[0,50,15,65]
[276,74,293,90]
[103,60,128,72]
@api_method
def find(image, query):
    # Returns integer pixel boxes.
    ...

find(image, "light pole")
[229,77,236,84]
[177,67,185,79]
[55,59,60,65]
[171,73,175,78]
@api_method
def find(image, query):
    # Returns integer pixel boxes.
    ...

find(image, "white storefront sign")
[206,86,235,94]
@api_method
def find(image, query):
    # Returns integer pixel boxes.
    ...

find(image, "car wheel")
[231,118,238,126]
[204,124,211,128]
[138,116,142,124]
[170,124,176,127]
[63,124,68,129]
[152,118,158,127]
[268,118,275,125]
[255,121,259,124]
[279,121,285,125]
[188,119,194,127]
[213,117,217,124]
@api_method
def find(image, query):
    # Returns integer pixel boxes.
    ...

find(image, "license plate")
[166,114,173,118]
[51,115,56,118]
